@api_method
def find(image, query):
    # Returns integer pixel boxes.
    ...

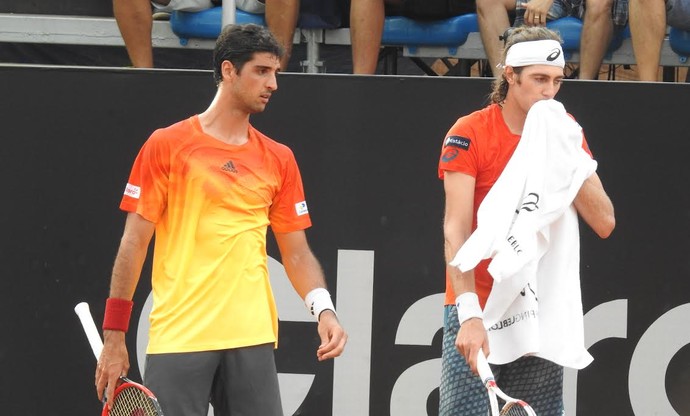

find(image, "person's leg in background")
[350,0,386,74]
[477,0,517,76]
[578,0,615,79]
[113,0,213,68]
[113,0,155,67]
[629,0,667,81]
[265,0,301,70]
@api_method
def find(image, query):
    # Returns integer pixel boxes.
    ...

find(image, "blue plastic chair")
[547,17,629,60]
[382,13,478,49]
[669,27,690,63]
[170,8,264,43]
[170,6,343,44]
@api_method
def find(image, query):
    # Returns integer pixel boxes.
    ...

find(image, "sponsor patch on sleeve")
[124,183,141,199]
[295,201,309,216]
[441,147,459,163]
[444,136,471,151]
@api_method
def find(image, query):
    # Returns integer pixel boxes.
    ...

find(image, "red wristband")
[103,297,134,332]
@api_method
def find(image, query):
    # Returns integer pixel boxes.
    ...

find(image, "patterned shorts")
[439,305,565,416]
[514,0,629,28]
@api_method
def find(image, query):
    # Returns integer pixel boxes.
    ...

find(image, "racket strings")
[110,386,161,416]
[499,401,533,416]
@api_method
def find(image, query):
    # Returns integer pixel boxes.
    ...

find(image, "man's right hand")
[95,330,130,409]
[454,317,489,375]
[523,0,556,26]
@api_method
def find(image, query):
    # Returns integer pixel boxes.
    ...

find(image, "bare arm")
[96,212,155,407]
[443,171,489,373]
[274,230,347,361]
[574,172,615,238]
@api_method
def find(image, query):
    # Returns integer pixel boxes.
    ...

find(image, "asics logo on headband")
[505,39,565,68]
[546,48,561,62]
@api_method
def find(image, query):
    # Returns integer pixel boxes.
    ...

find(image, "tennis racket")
[477,350,537,416]
[74,302,164,416]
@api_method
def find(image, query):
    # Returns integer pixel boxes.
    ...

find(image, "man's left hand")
[315,310,347,361]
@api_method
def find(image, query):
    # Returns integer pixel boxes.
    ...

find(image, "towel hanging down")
[450,99,597,369]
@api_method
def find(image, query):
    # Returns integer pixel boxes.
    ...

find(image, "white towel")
[449,99,596,369]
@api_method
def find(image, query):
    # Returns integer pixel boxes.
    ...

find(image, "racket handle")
[74,302,104,360]
[476,349,495,386]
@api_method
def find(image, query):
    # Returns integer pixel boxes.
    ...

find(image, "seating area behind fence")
[1,5,690,81]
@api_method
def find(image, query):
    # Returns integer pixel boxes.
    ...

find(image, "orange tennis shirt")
[438,103,592,308]
[120,115,312,354]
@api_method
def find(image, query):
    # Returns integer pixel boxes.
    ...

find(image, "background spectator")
[477,0,629,79]
[350,0,475,74]
[114,0,300,69]
[629,0,690,81]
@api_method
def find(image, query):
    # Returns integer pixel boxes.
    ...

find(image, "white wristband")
[455,292,483,325]
[305,288,336,321]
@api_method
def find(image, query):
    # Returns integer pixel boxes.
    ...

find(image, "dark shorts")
[667,0,690,30]
[398,0,476,20]
[439,305,564,416]
[144,343,283,416]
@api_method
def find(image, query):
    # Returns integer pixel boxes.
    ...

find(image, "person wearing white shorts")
[151,0,214,13]
[152,0,264,13]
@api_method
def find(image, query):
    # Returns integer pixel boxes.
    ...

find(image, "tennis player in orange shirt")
[438,26,615,415]
[95,23,347,416]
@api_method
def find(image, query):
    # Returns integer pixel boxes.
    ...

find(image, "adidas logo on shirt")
[221,160,238,173]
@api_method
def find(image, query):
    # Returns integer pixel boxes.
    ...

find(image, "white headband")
[504,39,565,69]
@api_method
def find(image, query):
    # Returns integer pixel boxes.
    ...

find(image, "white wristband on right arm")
[455,292,483,325]
[305,288,337,322]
